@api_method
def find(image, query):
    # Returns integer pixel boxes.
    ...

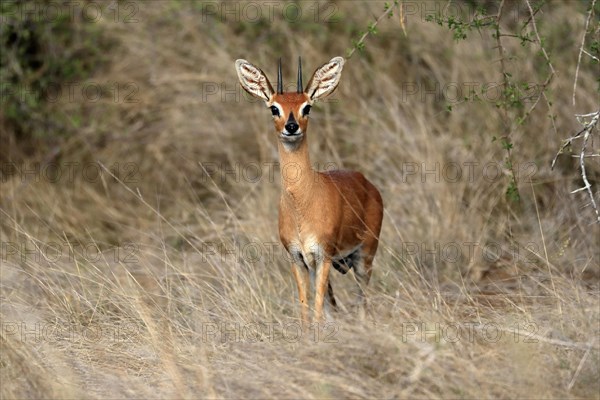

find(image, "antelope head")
[235,56,345,150]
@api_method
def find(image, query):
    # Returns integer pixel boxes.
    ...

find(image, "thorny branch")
[573,0,597,107]
[346,1,398,59]
[523,0,557,135]
[552,0,599,224]
[494,0,509,125]
[552,111,600,224]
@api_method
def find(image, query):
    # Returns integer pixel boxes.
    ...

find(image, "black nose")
[285,122,299,134]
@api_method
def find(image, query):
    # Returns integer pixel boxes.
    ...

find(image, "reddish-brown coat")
[271,93,383,322]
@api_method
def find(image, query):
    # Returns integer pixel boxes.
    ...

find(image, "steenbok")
[235,56,383,323]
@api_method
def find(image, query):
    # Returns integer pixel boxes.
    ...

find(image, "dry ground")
[1,1,599,399]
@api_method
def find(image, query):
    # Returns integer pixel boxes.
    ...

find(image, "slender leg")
[314,258,332,321]
[291,262,309,327]
[355,190,382,319]
[353,255,373,320]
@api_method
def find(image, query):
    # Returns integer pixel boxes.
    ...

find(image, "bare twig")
[573,0,597,106]
[494,0,509,125]
[573,113,600,223]
[521,0,556,135]
[519,1,542,32]
[346,2,398,59]
[525,0,556,76]
[520,73,554,127]
[581,48,599,62]
[398,0,407,36]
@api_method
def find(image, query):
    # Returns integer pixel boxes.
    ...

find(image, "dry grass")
[1,1,599,399]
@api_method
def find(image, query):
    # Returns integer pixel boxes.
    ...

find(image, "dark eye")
[270,106,280,117]
[302,105,311,116]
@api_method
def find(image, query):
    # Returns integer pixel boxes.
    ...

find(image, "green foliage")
[591,40,600,58]
[347,1,558,204]
[505,176,521,202]
[346,1,398,58]
[425,7,495,42]
[422,1,565,205]
[0,0,108,141]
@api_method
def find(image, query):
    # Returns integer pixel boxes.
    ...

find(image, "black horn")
[297,57,303,93]
[277,58,283,94]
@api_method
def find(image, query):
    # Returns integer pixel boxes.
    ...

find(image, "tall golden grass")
[1,1,599,398]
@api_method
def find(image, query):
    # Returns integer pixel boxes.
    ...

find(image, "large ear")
[304,56,345,101]
[235,59,274,102]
